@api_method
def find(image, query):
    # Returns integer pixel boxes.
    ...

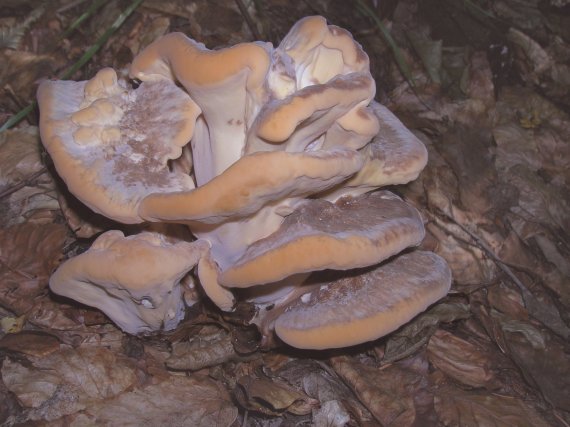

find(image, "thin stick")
[0,168,47,200]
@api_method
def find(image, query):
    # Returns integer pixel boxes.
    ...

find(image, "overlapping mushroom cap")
[50,231,205,334]
[38,16,451,349]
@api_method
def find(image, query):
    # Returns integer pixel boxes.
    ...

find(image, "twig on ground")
[0,168,47,200]
[431,210,570,339]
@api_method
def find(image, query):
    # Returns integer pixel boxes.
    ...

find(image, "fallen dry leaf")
[275,358,376,425]
[500,319,570,412]
[2,346,142,421]
[472,297,570,412]
[427,329,499,389]
[427,219,497,288]
[62,375,238,427]
[0,330,60,358]
[0,126,59,227]
[2,346,237,425]
[434,385,552,427]
[0,127,43,187]
[0,50,57,104]
[0,221,66,315]
[235,374,318,416]
[312,400,351,427]
[330,355,429,426]
[167,326,237,371]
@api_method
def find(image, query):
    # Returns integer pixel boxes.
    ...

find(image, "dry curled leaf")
[0,222,66,315]
[313,400,351,427]
[0,127,59,227]
[275,359,375,425]
[330,355,430,426]
[472,299,570,412]
[428,220,497,288]
[1,347,142,421]
[0,51,57,103]
[486,283,528,320]
[427,329,499,389]
[167,326,237,371]
[434,385,551,427]
[235,375,318,416]
[0,314,25,333]
[0,127,43,187]
[62,376,238,427]
[0,331,60,358]
[500,319,570,412]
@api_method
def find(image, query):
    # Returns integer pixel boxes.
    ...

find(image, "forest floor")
[0,0,569,426]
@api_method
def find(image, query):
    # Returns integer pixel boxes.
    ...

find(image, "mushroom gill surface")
[38,16,451,348]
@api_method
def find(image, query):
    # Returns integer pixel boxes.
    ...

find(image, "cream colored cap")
[37,68,200,223]
[49,231,206,334]
[220,191,425,288]
[275,251,452,349]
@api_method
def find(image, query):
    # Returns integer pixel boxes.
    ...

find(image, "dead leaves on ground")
[1,0,570,425]
[0,222,66,317]
[2,346,238,426]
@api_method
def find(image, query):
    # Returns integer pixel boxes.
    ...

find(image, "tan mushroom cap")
[349,102,428,185]
[130,32,272,184]
[129,32,270,92]
[219,191,425,288]
[138,148,363,223]
[275,250,452,349]
[37,68,200,223]
[322,104,380,151]
[246,73,376,153]
[279,16,369,84]
[323,102,428,201]
[246,15,376,154]
[49,231,206,334]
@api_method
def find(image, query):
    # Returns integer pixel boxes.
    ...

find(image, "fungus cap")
[275,251,452,349]
[37,68,200,223]
[49,231,206,334]
[220,191,425,287]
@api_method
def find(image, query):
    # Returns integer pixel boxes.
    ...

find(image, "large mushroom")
[37,16,451,349]
[49,231,207,334]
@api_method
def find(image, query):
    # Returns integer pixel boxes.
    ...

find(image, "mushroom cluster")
[38,16,451,349]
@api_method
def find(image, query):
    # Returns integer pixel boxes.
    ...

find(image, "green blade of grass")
[0,103,36,133]
[59,0,144,80]
[461,0,499,23]
[0,0,144,133]
[355,0,415,88]
[59,0,109,40]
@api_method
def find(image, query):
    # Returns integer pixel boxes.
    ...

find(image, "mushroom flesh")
[38,16,451,348]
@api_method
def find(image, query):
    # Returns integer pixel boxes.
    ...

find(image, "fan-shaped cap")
[247,15,377,155]
[324,102,428,200]
[275,251,452,349]
[279,16,370,85]
[246,73,376,153]
[219,191,425,287]
[138,148,362,223]
[37,68,200,223]
[49,231,206,334]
